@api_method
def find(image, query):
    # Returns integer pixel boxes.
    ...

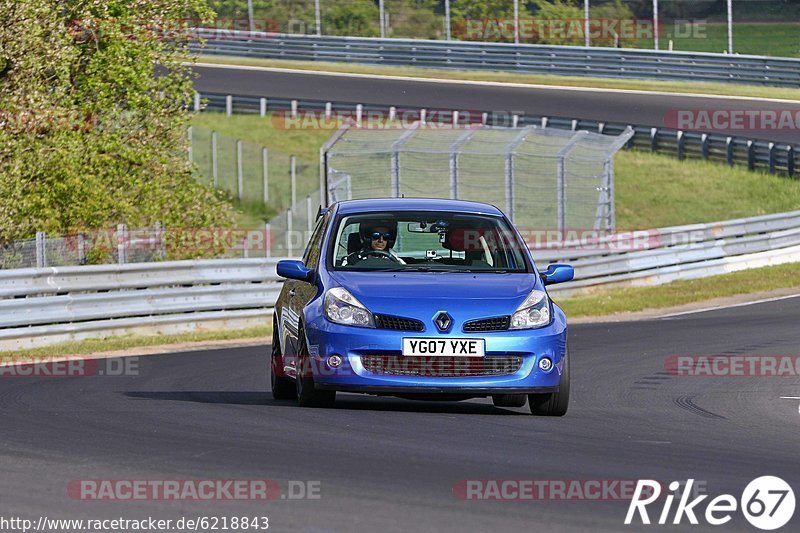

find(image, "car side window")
[303,212,329,269]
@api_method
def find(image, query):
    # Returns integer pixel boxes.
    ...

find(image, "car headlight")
[509,289,551,330]
[324,287,375,328]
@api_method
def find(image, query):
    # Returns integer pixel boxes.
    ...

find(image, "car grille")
[463,316,511,332]
[361,355,522,377]
[374,314,425,332]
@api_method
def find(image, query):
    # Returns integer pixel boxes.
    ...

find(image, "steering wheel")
[345,249,402,265]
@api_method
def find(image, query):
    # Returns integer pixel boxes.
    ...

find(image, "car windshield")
[330,211,529,273]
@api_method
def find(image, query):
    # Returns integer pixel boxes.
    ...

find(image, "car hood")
[327,271,539,321]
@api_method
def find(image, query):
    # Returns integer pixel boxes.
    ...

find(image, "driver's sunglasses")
[371,232,392,240]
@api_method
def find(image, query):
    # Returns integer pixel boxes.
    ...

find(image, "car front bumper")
[304,313,568,393]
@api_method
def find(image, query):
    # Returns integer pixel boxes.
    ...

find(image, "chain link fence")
[189,125,317,214]
[203,0,800,57]
[322,123,633,234]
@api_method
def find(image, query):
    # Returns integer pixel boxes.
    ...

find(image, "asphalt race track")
[192,64,800,144]
[1,296,799,532]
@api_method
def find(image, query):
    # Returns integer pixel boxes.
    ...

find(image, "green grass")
[559,262,800,318]
[614,151,800,229]
[195,55,800,102]
[194,112,800,231]
[664,23,800,58]
[191,113,332,225]
[0,326,271,362]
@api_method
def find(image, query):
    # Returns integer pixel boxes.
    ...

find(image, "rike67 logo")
[625,477,795,530]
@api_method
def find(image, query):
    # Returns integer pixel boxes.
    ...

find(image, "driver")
[344,222,406,265]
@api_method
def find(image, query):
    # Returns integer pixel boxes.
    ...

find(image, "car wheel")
[270,316,296,400]
[296,327,336,408]
[529,349,570,417]
[492,394,527,408]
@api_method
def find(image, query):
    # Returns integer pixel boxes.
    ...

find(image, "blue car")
[272,198,574,415]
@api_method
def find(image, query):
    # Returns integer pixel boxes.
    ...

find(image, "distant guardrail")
[197,92,798,177]
[190,29,800,88]
[0,259,284,351]
[3,211,800,350]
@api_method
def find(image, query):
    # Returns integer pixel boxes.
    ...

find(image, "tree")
[0,0,233,251]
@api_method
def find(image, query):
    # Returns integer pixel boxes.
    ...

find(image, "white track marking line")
[658,292,800,319]
[779,397,800,400]
[192,62,800,104]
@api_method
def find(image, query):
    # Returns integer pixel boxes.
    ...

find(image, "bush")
[0,0,234,248]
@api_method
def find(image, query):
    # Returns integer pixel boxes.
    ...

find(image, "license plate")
[402,338,485,357]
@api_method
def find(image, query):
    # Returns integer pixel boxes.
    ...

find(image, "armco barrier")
[0,259,286,350]
[2,211,799,350]
[196,92,798,177]
[189,30,800,88]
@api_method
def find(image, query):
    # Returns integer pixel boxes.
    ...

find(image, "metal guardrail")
[198,92,798,177]
[0,259,285,350]
[2,211,799,349]
[544,210,800,297]
[190,29,800,88]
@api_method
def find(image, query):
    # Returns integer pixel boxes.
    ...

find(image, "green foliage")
[0,0,234,248]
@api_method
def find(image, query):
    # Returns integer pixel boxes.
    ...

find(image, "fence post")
[747,140,755,170]
[77,233,86,265]
[260,97,267,117]
[541,116,548,128]
[650,127,658,152]
[236,139,244,201]
[194,92,201,112]
[676,130,685,160]
[306,196,313,245]
[701,133,709,160]
[268,147,269,207]
[155,221,165,259]
[726,136,734,166]
[326,102,333,120]
[287,209,293,256]
[291,99,298,119]
[187,126,193,163]
[768,142,776,174]
[420,108,427,125]
[571,119,578,131]
[597,122,605,134]
[265,222,272,258]
[389,106,397,122]
[117,224,127,265]
[211,130,218,187]
[356,104,363,127]
[226,95,233,116]
[788,145,795,178]
[35,231,46,268]
[290,155,297,207]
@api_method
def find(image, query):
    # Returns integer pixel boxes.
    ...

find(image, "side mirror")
[541,264,574,285]
[277,260,313,282]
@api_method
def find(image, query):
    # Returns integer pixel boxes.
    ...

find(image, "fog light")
[538,357,553,372]
[328,355,343,368]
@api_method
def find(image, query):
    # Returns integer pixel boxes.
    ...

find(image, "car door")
[283,212,329,374]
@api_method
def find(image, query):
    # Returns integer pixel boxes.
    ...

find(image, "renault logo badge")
[434,312,452,332]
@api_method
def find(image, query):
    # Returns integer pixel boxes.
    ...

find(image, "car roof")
[334,198,505,216]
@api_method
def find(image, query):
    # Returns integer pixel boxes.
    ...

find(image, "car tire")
[492,394,527,408]
[270,316,296,400]
[296,327,336,408]
[529,349,570,417]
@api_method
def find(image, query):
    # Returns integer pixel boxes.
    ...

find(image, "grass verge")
[195,55,800,102]
[193,113,800,230]
[559,262,800,318]
[0,326,271,362]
